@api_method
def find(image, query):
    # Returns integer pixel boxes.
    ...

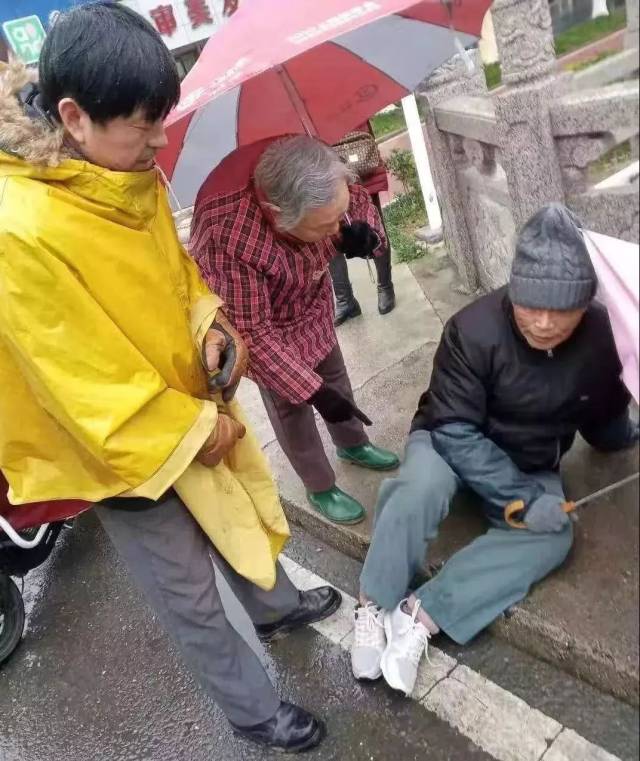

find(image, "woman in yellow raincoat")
[0,4,337,752]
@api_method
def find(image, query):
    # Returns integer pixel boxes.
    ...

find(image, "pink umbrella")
[584,230,640,404]
[157,0,491,207]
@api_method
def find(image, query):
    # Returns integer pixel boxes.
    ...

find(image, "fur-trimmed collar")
[0,60,72,166]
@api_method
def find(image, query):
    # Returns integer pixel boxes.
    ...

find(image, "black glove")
[308,385,372,426]
[336,221,380,260]
[204,312,249,402]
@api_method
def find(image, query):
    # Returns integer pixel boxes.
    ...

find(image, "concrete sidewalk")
[235,255,639,706]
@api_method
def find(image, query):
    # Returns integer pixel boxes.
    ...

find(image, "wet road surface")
[1,513,637,761]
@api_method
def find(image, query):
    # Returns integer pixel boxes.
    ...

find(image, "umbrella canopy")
[584,231,640,404]
[158,0,491,207]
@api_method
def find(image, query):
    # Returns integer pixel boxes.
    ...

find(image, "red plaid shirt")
[190,184,386,403]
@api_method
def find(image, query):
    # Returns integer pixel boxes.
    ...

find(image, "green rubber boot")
[336,443,400,471]
[307,486,365,525]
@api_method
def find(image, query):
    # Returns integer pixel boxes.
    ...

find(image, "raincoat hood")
[0,62,288,590]
[0,60,159,228]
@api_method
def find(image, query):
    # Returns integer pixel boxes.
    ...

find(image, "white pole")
[591,0,609,18]
[401,93,442,232]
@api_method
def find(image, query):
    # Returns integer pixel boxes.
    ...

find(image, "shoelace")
[354,603,385,647]
[403,600,433,666]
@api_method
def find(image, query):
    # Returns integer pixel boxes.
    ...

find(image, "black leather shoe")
[231,701,326,753]
[377,284,396,315]
[334,297,362,326]
[255,586,342,642]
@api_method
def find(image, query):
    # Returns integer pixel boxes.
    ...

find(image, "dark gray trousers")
[96,490,299,727]
[259,344,368,492]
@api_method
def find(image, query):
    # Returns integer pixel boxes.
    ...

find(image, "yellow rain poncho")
[0,63,288,589]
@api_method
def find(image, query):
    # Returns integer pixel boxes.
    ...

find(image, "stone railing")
[416,0,639,294]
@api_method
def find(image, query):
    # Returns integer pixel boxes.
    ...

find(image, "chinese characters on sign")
[186,0,213,28]
[150,4,177,36]
[150,0,216,35]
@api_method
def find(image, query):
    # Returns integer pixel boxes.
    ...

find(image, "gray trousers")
[95,491,300,727]
[259,344,368,492]
[361,431,574,644]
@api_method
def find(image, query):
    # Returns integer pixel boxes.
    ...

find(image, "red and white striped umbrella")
[157,0,492,207]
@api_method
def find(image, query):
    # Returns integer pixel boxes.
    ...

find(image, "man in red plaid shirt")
[191,136,399,524]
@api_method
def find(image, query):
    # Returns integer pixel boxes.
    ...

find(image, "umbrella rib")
[275,64,318,137]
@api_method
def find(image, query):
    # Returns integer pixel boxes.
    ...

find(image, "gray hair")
[254,136,356,230]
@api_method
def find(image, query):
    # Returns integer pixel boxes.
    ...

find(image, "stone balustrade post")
[491,0,565,230]
[416,50,487,292]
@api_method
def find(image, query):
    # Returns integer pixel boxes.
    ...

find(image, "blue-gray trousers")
[360,431,573,644]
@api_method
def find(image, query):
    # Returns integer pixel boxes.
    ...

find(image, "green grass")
[588,140,633,183]
[483,9,627,89]
[370,107,406,140]
[564,49,617,71]
[554,9,627,56]
[484,61,502,90]
[382,192,428,264]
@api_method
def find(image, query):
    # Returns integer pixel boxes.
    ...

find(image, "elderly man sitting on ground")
[190,136,399,526]
[351,204,639,696]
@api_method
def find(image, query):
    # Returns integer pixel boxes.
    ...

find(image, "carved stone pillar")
[626,0,639,50]
[416,51,487,292]
[491,0,556,86]
[491,0,565,230]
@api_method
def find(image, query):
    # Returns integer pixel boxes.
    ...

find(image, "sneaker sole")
[380,616,412,698]
[234,719,327,754]
[257,592,343,643]
[353,668,383,682]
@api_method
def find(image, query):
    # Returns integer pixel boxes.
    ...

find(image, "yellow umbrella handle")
[505,500,527,529]
[504,500,577,529]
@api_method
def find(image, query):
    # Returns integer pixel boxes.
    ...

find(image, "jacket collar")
[0,62,159,227]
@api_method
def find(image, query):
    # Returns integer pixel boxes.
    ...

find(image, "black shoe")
[255,586,342,642]
[231,701,326,753]
[334,298,362,327]
[377,284,396,315]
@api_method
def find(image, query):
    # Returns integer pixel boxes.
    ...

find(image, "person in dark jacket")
[350,204,639,696]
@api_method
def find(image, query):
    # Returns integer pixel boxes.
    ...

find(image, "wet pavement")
[1,513,638,761]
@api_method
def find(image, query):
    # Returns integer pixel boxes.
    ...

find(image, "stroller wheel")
[0,575,25,665]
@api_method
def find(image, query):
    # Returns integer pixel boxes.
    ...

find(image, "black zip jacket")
[411,287,631,474]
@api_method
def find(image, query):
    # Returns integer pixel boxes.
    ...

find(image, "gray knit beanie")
[509,203,597,310]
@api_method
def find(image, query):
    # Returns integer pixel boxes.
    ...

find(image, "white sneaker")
[380,599,431,696]
[351,603,386,681]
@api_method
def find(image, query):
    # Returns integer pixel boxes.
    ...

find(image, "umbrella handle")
[505,500,527,529]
